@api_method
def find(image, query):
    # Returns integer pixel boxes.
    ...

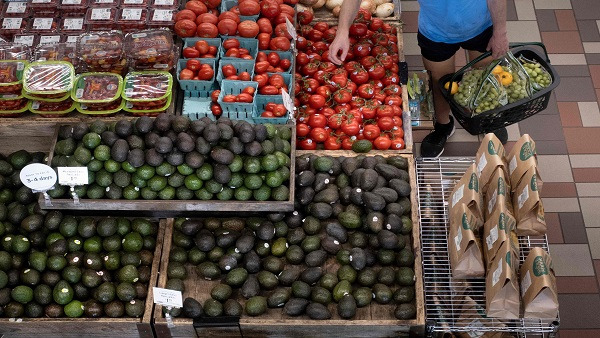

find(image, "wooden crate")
[153,154,424,337]
[0,218,168,338]
[39,124,296,215]
[311,0,401,23]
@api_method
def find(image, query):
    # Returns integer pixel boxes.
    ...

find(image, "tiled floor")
[401,0,600,334]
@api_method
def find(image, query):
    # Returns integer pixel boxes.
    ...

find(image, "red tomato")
[186,1,208,15]
[368,65,385,80]
[299,138,317,150]
[208,45,218,55]
[279,4,295,17]
[221,64,236,77]
[377,116,394,131]
[194,40,209,54]
[374,136,392,150]
[274,23,293,40]
[261,0,281,18]
[272,104,287,117]
[179,69,194,80]
[182,47,200,58]
[196,13,218,25]
[313,22,329,32]
[324,136,342,150]
[256,18,273,34]
[239,71,251,81]
[219,11,241,24]
[383,84,402,96]
[268,74,285,88]
[211,103,222,116]
[261,111,275,118]
[239,0,260,15]
[341,137,354,150]
[341,120,360,136]
[296,123,311,137]
[259,85,279,95]
[202,0,221,9]
[310,127,328,142]
[225,48,239,58]
[237,93,254,103]
[333,89,352,104]
[363,124,381,140]
[242,86,255,95]
[218,19,238,35]
[296,36,308,50]
[198,65,214,80]
[238,21,259,38]
[353,43,371,58]
[376,105,394,118]
[298,10,313,25]
[390,138,405,150]
[222,38,240,50]
[279,59,291,71]
[174,20,197,38]
[254,61,270,74]
[186,59,201,71]
[266,52,280,67]
[327,114,343,129]
[196,23,218,37]
[211,90,220,102]
[385,95,402,106]
[355,8,372,23]
[370,18,384,31]
[253,74,268,87]
[175,9,197,22]
[223,94,237,102]
[269,37,291,51]
[257,33,271,50]
[357,84,375,99]
[308,95,326,109]
[349,23,368,37]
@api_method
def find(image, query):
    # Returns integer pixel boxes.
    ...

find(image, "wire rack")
[416,157,559,337]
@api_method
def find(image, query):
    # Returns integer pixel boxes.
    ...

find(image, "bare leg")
[422,55,456,124]
[467,50,493,68]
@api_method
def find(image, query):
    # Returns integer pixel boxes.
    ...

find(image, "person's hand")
[487,29,509,59]
[328,31,350,65]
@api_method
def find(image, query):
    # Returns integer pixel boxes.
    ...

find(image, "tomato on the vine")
[333,89,352,104]
[296,123,311,137]
[357,84,375,99]
[374,136,392,150]
[310,127,329,142]
[363,124,381,140]
[308,95,326,109]
[299,138,317,150]
[341,120,360,136]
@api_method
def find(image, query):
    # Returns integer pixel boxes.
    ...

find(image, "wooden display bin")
[311,0,401,23]
[0,219,168,338]
[152,154,424,338]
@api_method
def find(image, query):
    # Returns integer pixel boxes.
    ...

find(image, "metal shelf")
[416,157,559,336]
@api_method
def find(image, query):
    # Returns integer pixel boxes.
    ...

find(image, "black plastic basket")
[439,42,560,135]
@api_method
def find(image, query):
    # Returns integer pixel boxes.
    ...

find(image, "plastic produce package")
[470,62,508,116]
[518,55,553,92]
[29,98,76,117]
[122,71,172,102]
[22,61,75,100]
[452,69,483,111]
[494,52,533,104]
[0,43,31,60]
[34,43,77,66]
[77,31,127,74]
[124,29,176,71]
[76,99,125,115]
[0,59,27,97]
[72,72,123,110]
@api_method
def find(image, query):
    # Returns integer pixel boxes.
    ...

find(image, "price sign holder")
[20,163,57,206]
[285,17,298,53]
[58,167,89,205]
[153,287,183,328]
[281,88,294,117]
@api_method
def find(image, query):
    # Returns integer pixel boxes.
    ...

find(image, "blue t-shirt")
[418,0,493,43]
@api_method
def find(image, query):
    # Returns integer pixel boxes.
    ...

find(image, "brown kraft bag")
[476,133,508,195]
[483,204,517,268]
[520,247,559,319]
[449,203,485,279]
[450,163,484,222]
[513,167,546,236]
[506,134,543,192]
[484,167,513,221]
[456,295,510,338]
[486,232,520,319]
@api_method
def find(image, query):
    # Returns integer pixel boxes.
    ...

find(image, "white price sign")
[20,163,57,191]
[32,18,53,30]
[91,8,111,20]
[121,8,142,20]
[63,18,84,31]
[153,287,183,308]
[281,88,294,114]
[152,9,173,22]
[58,167,89,186]
[40,35,61,45]
[13,35,35,46]
[285,17,297,40]
[6,2,27,14]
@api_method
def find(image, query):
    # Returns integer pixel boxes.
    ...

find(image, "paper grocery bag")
[521,247,559,319]
[506,134,544,192]
[483,204,517,268]
[486,232,520,319]
[476,133,508,195]
[513,167,546,236]
[450,163,484,222]
[456,295,510,338]
[484,167,513,221]
[449,203,485,279]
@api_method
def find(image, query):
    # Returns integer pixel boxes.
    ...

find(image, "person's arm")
[328,0,361,65]
[486,0,509,58]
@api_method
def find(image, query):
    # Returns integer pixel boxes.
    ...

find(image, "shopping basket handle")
[448,42,550,85]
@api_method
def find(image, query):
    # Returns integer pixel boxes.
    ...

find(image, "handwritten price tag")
[20,163,57,192]
[285,17,297,41]
[281,88,294,114]
[153,287,183,308]
[58,167,89,186]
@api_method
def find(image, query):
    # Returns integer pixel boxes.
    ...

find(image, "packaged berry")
[122,71,172,102]
[2,2,30,18]
[59,17,86,35]
[116,8,148,33]
[149,0,180,10]
[124,29,175,70]
[0,60,27,97]
[72,72,123,111]
[77,31,127,74]
[59,0,87,16]
[76,99,124,116]
[0,43,31,60]
[147,9,176,29]
[30,0,59,15]
[1,18,29,38]
[22,60,75,100]
[85,7,117,31]
[27,16,60,34]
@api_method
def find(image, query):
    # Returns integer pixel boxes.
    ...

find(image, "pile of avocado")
[165,155,417,321]
[0,150,158,318]
[49,113,293,201]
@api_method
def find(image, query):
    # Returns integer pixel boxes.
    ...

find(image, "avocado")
[377,267,396,286]
[313,157,334,173]
[257,271,278,290]
[197,262,220,280]
[300,267,322,285]
[396,267,416,286]
[126,299,145,318]
[195,229,215,252]
[277,268,300,287]
[306,302,331,320]
[363,192,386,211]
[222,299,242,317]
[114,120,133,138]
[165,278,184,292]
[310,286,331,305]
[297,171,315,187]
[395,303,416,320]
[308,203,332,220]
[375,163,407,181]
[305,250,327,267]
[211,148,234,165]
[211,283,232,302]
[337,294,357,319]
[285,245,305,264]
[351,140,372,153]
[267,288,291,308]
[377,230,399,249]
[360,169,378,191]
[338,211,361,229]
[373,283,393,304]
[325,221,347,243]
[349,247,367,270]
[394,286,415,303]
[183,297,203,318]
[240,275,259,299]
[224,268,248,288]
[243,250,261,274]
[53,280,73,305]
[389,179,411,197]
[245,296,267,316]
[153,113,172,132]
[262,256,284,274]
[284,298,309,316]
[314,187,339,204]
[320,236,341,255]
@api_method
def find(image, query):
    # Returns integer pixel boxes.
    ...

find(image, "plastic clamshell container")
[77,31,126,72]
[0,43,32,60]
[72,72,123,104]
[116,8,148,33]
[123,93,171,113]
[27,16,59,34]
[220,37,258,60]
[253,94,290,124]
[2,2,30,18]
[176,58,216,92]
[147,9,176,29]
[1,18,29,37]
[29,98,76,116]
[119,0,148,7]
[183,37,221,60]
[30,0,58,14]
[38,34,64,46]
[23,61,75,96]
[59,0,87,16]
[122,71,172,102]
[76,99,124,115]
[0,60,27,87]
[34,43,77,66]
[124,29,175,70]
[0,97,27,111]
[59,17,86,34]
[0,97,28,117]
[221,0,258,21]
[149,0,180,9]
[85,7,117,31]
[12,33,38,48]
[216,58,255,84]
[217,79,258,114]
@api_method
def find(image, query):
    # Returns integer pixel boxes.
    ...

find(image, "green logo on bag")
[468,173,479,192]
[498,212,506,231]
[531,174,538,191]
[488,140,497,155]
[533,256,549,276]
[462,213,470,230]
[506,251,511,268]
[520,141,535,161]
[498,177,506,195]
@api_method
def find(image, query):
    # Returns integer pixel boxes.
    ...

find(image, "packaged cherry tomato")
[116,8,148,33]
[71,72,123,111]
[85,7,117,31]
[76,99,124,116]
[59,0,88,16]
[0,97,28,117]
[77,31,127,74]
[147,9,176,29]
[27,16,60,34]
[30,0,59,15]
[0,60,27,98]
[1,18,29,38]
[122,71,172,102]
[12,33,38,48]
[119,0,149,7]
[149,0,180,9]
[0,43,32,60]
[124,29,176,71]
[39,34,64,46]
[22,61,75,100]
[59,17,86,35]
[34,43,77,67]
[2,2,30,18]
[29,98,76,117]
[0,97,27,110]
[124,94,171,116]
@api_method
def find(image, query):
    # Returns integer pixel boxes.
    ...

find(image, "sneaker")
[420,116,456,158]
[493,127,508,145]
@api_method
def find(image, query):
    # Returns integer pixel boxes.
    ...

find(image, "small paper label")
[124,0,144,3]
[32,18,53,30]
[66,35,79,44]
[477,153,487,176]
[121,8,142,20]
[63,18,84,30]
[91,8,111,20]
[20,163,57,191]
[13,35,35,46]
[451,184,464,208]
[62,0,83,4]
[97,0,113,3]
[75,88,84,98]
[492,258,503,286]
[282,88,294,114]
[154,0,173,5]
[152,9,173,21]
[2,18,22,30]
[521,270,532,297]
[32,0,51,3]
[518,186,529,210]
[285,17,297,40]
[454,230,462,252]
[509,156,517,175]
[58,167,89,186]
[153,287,183,308]
[39,35,61,45]
[6,2,27,14]
[486,225,498,250]
[31,101,40,109]
[488,189,498,214]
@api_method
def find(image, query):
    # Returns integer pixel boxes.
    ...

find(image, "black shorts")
[417,26,493,62]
